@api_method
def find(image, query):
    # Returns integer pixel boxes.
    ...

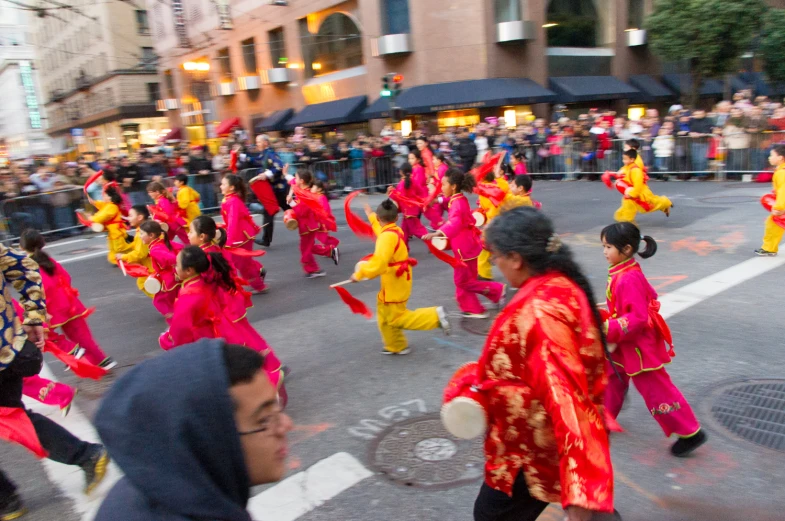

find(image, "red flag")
[332,286,373,319]
[75,211,93,228]
[471,152,505,183]
[344,191,375,240]
[294,187,337,232]
[249,177,280,216]
[474,183,506,207]
[83,170,103,196]
[148,204,171,223]
[43,335,108,380]
[123,263,152,278]
[425,240,465,269]
[224,247,266,258]
[0,407,47,458]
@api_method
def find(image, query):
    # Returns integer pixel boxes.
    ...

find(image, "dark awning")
[661,74,724,98]
[627,75,675,102]
[286,96,368,128]
[363,97,394,119]
[548,76,640,103]
[732,72,785,98]
[388,78,555,116]
[256,109,294,133]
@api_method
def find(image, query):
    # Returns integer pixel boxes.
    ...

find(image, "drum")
[601,170,617,189]
[91,223,105,233]
[472,209,487,227]
[441,362,488,440]
[615,179,631,196]
[761,192,785,229]
[431,236,448,251]
[158,221,170,233]
[283,209,298,231]
[143,276,162,295]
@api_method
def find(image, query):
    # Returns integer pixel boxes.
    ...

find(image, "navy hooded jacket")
[94,339,253,521]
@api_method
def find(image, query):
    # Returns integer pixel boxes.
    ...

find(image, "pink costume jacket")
[291,198,321,235]
[40,260,89,328]
[411,165,428,195]
[421,147,435,179]
[160,277,237,349]
[221,193,261,248]
[606,258,673,376]
[148,238,182,293]
[395,177,427,218]
[199,243,250,317]
[439,194,482,261]
[156,197,188,229]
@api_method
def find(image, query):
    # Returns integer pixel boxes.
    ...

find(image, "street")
[2,180,784,521]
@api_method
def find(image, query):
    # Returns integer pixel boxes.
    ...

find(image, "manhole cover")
[697,195,761,204]
[709,379,785,452]
[367,413,484,489]
[459,314,497,336]
[62,246,103,255]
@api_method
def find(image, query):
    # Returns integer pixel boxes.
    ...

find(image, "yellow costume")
[500,193,534,212]
[353,214,440,353]
[92,201,131,265]
[477,179,511,279]
[614,163,673,223]
[761,163,785,253]
[119,227,154,297]
[177,185,202,224]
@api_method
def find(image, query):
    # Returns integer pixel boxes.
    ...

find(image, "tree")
[760,9,785,86]
[645,0,767,108]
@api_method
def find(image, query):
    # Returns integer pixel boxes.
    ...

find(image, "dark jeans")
[474,472,548,521]
[257,190,289,246]
[193,178,217,210]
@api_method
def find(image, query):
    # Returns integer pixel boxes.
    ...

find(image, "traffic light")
[392,74,403,97]
[381,74,392,97]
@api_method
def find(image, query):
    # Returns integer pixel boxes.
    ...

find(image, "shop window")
[546,0,615,48]
[268,27,286,68]
[628,105,645,121]
[438,109,480,130]
[495,0,521,24]
[382,0,410,35]
[308,13,363,78]
[241,38,257,74]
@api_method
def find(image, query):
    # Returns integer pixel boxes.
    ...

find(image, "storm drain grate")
[710,379,785,452]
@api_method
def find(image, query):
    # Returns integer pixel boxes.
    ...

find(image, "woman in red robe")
[468,206,616,521]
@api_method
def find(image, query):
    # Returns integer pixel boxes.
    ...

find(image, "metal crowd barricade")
[0,187,87,244]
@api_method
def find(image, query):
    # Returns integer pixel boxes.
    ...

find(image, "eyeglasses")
[237,395,285,437]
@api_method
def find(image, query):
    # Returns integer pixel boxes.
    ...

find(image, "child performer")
[147,181,189,244]
[117,205,153,297]
[510,151,528,175]
[139,220,182,320]
[289,169,334,278]
[20,230,117,369]
[174,174,202,225]
[422,152,450,229]
[389,163,429,247]
[312,180,340,265]
[89,186,132,265]
[423,168,506,319]
[624,138,647,171]
[502,175,536,210]
[755,144,785,256]
[351,199,450,355]
[476,166,511,280]
[220,174,268,293]
[613,149,673,223]
[602,222,707,456]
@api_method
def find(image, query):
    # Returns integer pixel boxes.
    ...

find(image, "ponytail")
[445,167,476,194]
[191,215,226,248]
[140,220,173,251]
[600,222,657,260]
[400,163,412,190]
[20,229,55,275]
[179,245,236,292]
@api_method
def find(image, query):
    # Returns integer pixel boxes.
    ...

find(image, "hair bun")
[215,228,224,243]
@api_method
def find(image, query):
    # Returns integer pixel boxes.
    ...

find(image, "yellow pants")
[477,249,493,280]
[762,216,785,253]
[377,300,440,353]
[107,237,132,265]
[614,195,672,223]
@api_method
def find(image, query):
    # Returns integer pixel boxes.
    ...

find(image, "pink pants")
[454,258,504,314]
[230,243,267,292]
[299,232,322,274]
[423,205,444,229]
[605,364,701,438]
[233,318,283,388]
[154,289,179,319]
[401,215,429,246]
[316,231,339,250]
[60,317,108,366]
[169,225,189,245]
[22,375,75,409]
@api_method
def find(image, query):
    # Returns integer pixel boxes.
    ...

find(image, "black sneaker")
[754,249,777,257]
[381,347,411,355]
[255,238,270,247]
[305,271,326,279]
[670,429,707,457]
[99,357,117,370]
[331,247,340,266]
[0,493,26,521]
[81,446,110,495]
[68,346,86,359]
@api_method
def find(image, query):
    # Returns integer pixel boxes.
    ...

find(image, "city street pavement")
[2,179,785,521]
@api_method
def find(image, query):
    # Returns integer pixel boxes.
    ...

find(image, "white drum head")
[143,276,162,294]
[607,342,618,353]
[158,221,170,232]
[441,397,487,440]
[91,223,105,233]
[472,211,486,227]
[431,236,448,251]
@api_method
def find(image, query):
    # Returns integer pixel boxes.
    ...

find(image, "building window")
[141,47,157,70]
[268,27,286,68]
[136,10,150,35]
[309,13,363,78]
[147,82,161,102]
[628,0,644,29]
[546,0,615,48]
[495,0,521,24]
[382,0,410,34]
[241,37,257,74]
[216,47,232,79]
[164,69,176,98]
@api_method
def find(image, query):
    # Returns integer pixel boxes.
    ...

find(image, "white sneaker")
[436,306,451,335]
[381,347,411,355]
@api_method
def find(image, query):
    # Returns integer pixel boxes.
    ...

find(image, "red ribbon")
[0,407,47,458]
[344,191,376,240]
[332,286,373,319]
[83,170,103,196]
[424,240,465,269]
[43,333,108,380]
[293,187,337,232]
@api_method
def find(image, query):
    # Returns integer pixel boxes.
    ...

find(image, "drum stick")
[330,279,354,288]
[118,260,127,277]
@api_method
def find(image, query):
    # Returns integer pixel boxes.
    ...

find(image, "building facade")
[0,6,51,160]
[32,0,170,155]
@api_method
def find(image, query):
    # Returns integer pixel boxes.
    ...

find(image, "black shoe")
[754,248,777,257]
[670,429,707,457]
[255,238,270,247]
[0,493,26,521]
[331,247,340,266]
[99,357,117,370]
[81,445,110,495]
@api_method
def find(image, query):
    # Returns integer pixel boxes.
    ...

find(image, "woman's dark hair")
[434,152,452,166]
[104,186,123,206]
[140,220,173,251]
[376,198,399,223]
[179,245,236,292]
[409,149,424,167]
[399,162,412,189]
[223,344,265,387]
[191,215,226,248]
[147,181,174,202]
[624,149,638,160]
[772,144,785,158]
[601,222,657,259]
[484,206,607,357]
[101,170,116,182]
[511,152,524,163]
[223,174,247,201]
[513,174,532,193]
[175,173,189,185]
[130,204,150,220]
[312,179,327,193]
[20,229,55,275]
[296,168,313,187]
[445,167,476,193]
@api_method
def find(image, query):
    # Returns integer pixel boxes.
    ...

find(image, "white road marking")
[246,452,372,521]
[45,239,89,249]
[59,251,110,264]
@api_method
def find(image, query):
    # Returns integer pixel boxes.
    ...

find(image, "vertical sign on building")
[19,61,42,130]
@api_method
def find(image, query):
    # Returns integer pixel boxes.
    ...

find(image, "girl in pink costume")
[312,180,340,264]
[289,170,334,277]
[139,220,182,320]
[422,152,449,229]
[220,174,268,293]
[424,168,506,319]
[389,163,429,247]
[147,182,189,244]
[602,222,707,457]
[20,230,116,369]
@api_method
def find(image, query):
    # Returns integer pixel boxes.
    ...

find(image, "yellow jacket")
[620,163,656,202]
[353,215,413,304]
[177,185,202,223]
[500,193,533,213]
[478,180,509,222]
[634,154,645,172]
[120,227,153,272]
[496,177,510,194]
[92,201,127,240]
[773,163,785,211]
